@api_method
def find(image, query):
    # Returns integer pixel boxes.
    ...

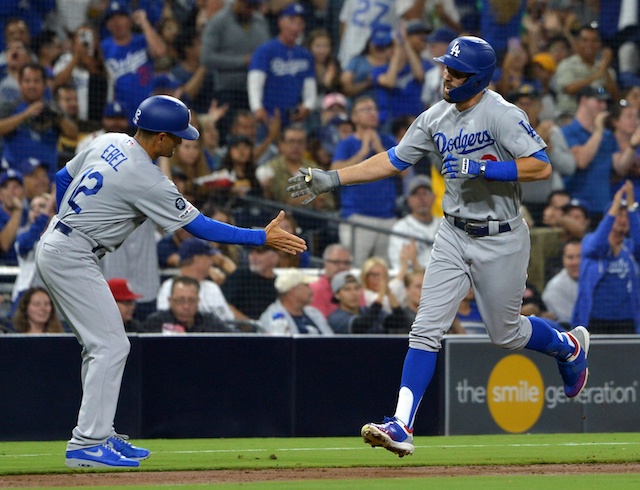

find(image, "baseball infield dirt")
[1,463,640,487]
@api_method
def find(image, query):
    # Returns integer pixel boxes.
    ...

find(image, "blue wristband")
[484,160,518,181]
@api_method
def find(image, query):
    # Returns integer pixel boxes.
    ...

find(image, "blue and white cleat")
[107,435,151,460]
[65,443,140,468]
[557,326,590,398]
[361,416,414,457]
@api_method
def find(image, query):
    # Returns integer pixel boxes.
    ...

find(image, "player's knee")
[113,335,131,361]
[409,327,444,351]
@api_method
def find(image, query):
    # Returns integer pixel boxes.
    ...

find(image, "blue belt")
[54,221,105,255]
[444,213,512,237]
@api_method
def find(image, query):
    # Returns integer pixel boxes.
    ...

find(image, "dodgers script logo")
[434,128,496,155]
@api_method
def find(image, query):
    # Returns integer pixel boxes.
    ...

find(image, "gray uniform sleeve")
[494,105,547,160]
[394,107,441,164]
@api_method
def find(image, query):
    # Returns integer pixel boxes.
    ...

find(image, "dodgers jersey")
[248,38,314,120]
[58,133,199,250]
[395,90,547,221]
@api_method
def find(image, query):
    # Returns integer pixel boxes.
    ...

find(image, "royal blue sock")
[525,316,575,361]
[394,348,437,428]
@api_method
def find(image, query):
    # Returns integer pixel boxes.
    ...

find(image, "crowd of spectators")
[0,0,639,335]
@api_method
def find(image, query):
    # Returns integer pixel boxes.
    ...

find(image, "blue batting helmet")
[433,36,496,103]
[132,95,199,140]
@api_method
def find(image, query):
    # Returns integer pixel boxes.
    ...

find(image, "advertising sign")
[444,336,640,435]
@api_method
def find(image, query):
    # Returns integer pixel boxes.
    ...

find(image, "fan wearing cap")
[156,238,235,322]
[561,85,623,223]
[75,101,130,155]
[388,175,441,270]
[108,278,144,333]
[530,52,559,122]
[339,27,394,103]
[36,93,306,469]
[100,2,168,121]
[337,0,411,70]
[327,270,407,334]
[247,3,317,128]
[573,180,640,335]
[373,20,433,127]
[554,24,619,117]
[259,268,333,335]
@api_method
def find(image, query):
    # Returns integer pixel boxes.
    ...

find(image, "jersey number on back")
[68,169,104,213]
[352,0,390,28]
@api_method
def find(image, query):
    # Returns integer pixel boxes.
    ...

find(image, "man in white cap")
[259,268,333,335]
[388,175,442,270]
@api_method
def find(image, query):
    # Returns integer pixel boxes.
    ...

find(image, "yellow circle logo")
[487,354,544,433]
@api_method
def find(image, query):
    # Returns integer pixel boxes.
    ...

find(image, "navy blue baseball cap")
[406,20,431,36]
[578,85,611,101]
[151,73,181,92]
[178,238,218,262]
[105,1,129,20]
[428,27,457,44]
[370,28,393,48]
[0,169,24,187]
[279,3,305,18]
[19,157,47,176]
[103,100,127,118]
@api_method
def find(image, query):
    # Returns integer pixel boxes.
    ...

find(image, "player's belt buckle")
[463,222,489,236]
[54,221,73,236]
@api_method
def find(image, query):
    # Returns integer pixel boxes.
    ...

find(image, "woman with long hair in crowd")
[168,138,211,203]
[12,286,64,334]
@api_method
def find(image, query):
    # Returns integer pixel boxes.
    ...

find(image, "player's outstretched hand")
[287,167,340,205]
[264,210,307,255]
[441,154,481,180]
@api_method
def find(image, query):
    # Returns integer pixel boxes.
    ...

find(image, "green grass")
[1,433,639,488]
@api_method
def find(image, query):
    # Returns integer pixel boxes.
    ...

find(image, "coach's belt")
[444,213,512,237]
[54,220,106,255]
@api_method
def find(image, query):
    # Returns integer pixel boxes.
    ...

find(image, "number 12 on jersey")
[68,169,104,213]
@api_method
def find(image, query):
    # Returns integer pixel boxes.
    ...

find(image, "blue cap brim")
[173,124,200,140]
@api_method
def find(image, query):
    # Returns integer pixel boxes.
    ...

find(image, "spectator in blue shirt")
[562,86,620,225]
[372,20,431,129]
[247,3,316,132]
[331,95,398,266]
[0,169,26,265]
[573,180,640,334]
[0,63,78,180]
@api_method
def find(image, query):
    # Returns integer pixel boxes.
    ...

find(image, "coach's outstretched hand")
[287,167,341,205]
[264,210,307,255]
[441,154,481,180]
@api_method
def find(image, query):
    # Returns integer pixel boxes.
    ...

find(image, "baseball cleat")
[65,443,140,468]
[107,435,151,460]
[557,326,590,398]
[361,416,414,457]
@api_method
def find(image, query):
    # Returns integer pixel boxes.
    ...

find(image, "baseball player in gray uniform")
[35,95,306,469]
[288,36,590,457]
